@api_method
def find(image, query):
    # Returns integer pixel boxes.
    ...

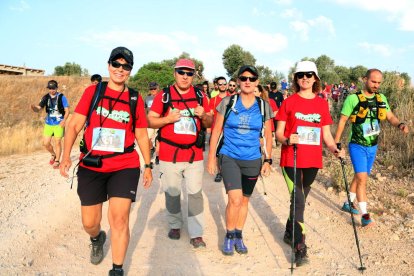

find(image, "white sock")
[359,202,367,215]
[349,192,356,203]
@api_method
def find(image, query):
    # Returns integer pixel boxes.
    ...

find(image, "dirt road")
[0,149,413,275]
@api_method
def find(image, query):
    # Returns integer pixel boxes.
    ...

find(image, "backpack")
[215,94,266,157]
[41,93,66,116]
[157,85,206,163]
[79,81,139,159]
[350,91,387,124]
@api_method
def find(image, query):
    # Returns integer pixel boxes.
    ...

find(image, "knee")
[82,217,100,231]
[228,196,243,208]
[109,214,129,232]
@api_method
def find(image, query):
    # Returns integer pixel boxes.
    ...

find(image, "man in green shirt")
[334,69,409,227]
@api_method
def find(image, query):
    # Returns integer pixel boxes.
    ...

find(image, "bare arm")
[31,104,41,113]
[207,112,224,175]
[147,110,180,129]
[59,113,86,177]
[261,119,273,176]
[334,114,349,143]
[386,110,409,134]
[135,127,153,189]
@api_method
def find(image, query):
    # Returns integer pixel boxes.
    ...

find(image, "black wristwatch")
[144,162,153,169]
[263,159,273,165]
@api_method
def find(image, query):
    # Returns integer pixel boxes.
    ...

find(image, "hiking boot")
[222,236,235,256]
[190,237,206,248]
[361,213,375,227]
[214,173,222,182]
[168,228,180,240]
[341,202,359,215]
[234,238,248,254]
[90,231,106,265]
[108,268,124,276]
[295,243,309,267]
[283,231,292,246]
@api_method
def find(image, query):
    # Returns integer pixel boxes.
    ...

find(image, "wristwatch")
[263,159,273,165]
[144,162,153,169]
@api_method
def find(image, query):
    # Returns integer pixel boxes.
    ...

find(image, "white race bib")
[92,127,126,152]
[297,126,321,145]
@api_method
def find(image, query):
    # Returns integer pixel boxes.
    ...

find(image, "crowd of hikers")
[31,46,409,275]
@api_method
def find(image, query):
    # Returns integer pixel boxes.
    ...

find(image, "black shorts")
[219,154,261,197]
[77,166,140,206]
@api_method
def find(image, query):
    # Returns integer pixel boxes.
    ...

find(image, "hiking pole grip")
[337,143,345,165]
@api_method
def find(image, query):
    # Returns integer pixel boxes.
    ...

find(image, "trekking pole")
[290,143,297,274]
[337,143,366,272]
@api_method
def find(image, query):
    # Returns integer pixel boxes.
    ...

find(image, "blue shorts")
[349,143,378,174]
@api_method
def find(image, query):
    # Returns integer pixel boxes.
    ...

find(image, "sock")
[349,192,356,203]
[359,202,367,215]
[235,229,242,239]
[90,231,101,242]
[226,230,235,239]
[113,263,123,271]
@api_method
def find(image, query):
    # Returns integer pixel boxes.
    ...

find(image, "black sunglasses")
[228,84,236,87]
[296,72,314,79]
[239,76,258,82]
[218,83,227,86]
[111,60,132,71]
[176,70,194,77]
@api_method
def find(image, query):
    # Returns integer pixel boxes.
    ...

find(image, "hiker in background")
[148,58,212,249]
[31,80,69,169]
[207,65,273,256]
[227,78,238,96]
[90,74,102,85]
[59,46,153,276]
[275,61,343,266]
[144,81,160,162]
[210,77,220,98]
[334,68,409,227]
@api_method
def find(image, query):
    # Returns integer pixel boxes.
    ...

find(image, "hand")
[207,156,217,175]
[142,168,153,189]
[59,120,66,127]
[168,109,181,123]
[30,104,39,112]
[289,133,299,144]
[399,124,409,134]
[59,158,72,178]
[261,162,271,177]
[334,148,345,159]
[194,104,205,119]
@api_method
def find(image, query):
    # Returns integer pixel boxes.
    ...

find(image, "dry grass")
[0,75,90,156]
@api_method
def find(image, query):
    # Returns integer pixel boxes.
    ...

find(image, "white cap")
[295,61,320,80]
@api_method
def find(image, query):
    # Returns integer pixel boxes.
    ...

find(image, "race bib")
[362,121,380,137]
[91,127,126,152]
[297,126,321,145]
[174,116,197,136]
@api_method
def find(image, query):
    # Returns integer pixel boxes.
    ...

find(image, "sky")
[1,0,414,84]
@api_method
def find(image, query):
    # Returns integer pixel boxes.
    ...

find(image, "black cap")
[149,82,158,89]
[270,82,277,89]
[108,46,134,66]
[47,80,58,89]
[90,74,102,82]
[238,65,259,77]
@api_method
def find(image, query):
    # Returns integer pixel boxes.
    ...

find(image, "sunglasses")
[228,84,236,87]
[176,70,194,77]
[110,60,132,71]
[239,76,258,82]
[296,72,314,79]
[218,83,227,86]
[150,88,157,90]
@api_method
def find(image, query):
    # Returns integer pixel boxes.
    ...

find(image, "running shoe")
[234,238,248,254]
[108,268,124,276]
[341,202,359,215]
[222,237,235,256]
[361,213,375,227]
[168,228,180,240]
[90,231,106,265]
[295,243,309,266]
[190,237,206,248]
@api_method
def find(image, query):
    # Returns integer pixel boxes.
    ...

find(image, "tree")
[222,45,256,78]
[334,65,351,84]
[349,65,368,88]
[53,62,85,76]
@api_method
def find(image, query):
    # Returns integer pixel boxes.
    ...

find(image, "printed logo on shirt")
[295,112,321,123]
[96,107,131,123]
[237,114,251,134]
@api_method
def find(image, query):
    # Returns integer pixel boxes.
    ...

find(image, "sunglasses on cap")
[296,72,314,79]
[110,60,132,71]
[176,69,194,77]
[239,76,258,82]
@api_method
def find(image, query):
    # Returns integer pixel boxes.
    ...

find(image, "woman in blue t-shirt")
[207,65,273,256]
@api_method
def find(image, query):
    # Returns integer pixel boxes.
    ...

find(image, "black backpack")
[40,93,66,116]
[157,85,206,163]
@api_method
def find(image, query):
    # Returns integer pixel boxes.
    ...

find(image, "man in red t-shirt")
[148,58,212,249]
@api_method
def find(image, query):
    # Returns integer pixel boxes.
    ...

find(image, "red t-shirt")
[209,92,230,129]
[151,86,210,162]
[275,93,332,168]
[75,85,147,172]
[268,99,279,132]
